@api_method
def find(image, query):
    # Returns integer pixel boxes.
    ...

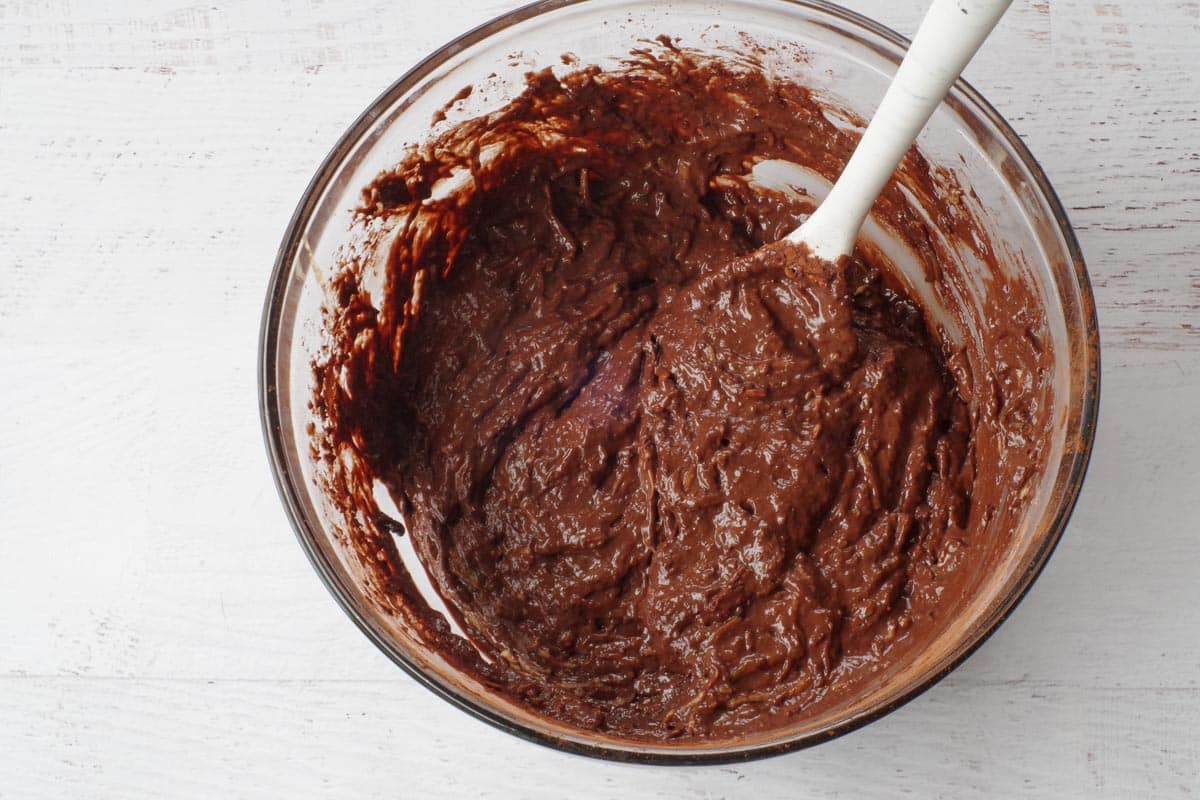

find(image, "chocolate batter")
[313,44,1051,740]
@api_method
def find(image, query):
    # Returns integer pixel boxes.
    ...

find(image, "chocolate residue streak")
[430,84,473,125]
[313,45,1052,741]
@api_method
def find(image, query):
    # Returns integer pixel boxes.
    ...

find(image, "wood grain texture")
[3,677,1197,798]
[1,1,1197,797]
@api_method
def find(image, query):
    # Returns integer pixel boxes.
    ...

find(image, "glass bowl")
[260,0,1099,764]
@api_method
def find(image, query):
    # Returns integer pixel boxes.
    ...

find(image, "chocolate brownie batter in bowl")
[260,0,1098,762]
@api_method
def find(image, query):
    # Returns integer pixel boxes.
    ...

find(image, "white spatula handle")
[788,0,1013,260]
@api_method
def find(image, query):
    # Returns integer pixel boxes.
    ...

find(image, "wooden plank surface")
[1,1,1197,797]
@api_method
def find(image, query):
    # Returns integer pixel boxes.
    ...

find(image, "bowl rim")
[258,0,1101,765]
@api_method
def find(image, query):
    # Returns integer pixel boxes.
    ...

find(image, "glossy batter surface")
[315,46,1047,740]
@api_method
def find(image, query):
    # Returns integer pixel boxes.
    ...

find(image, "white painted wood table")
[2,1,1197,796]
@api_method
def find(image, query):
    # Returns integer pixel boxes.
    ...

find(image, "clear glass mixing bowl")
[260,0,1099,763]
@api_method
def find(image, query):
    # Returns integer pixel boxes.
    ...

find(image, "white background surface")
[1,1,1197,797]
